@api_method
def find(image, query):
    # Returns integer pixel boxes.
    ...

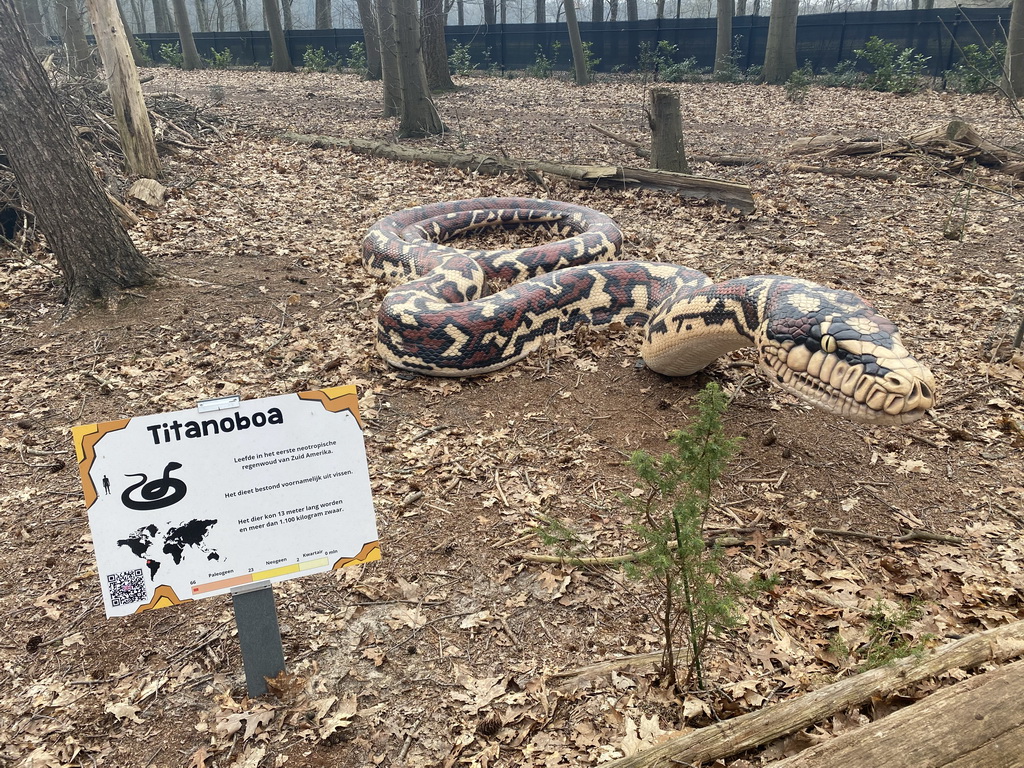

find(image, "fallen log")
[283,132,755,213]
[589,124,896,180]
[599,619,1024,768]
[765,659,1024,768]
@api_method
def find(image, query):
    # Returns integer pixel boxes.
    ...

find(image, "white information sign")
[72,386,380,617]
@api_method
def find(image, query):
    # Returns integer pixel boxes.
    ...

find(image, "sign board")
[72,386,380,618]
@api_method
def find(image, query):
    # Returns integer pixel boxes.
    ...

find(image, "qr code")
[107,568,147,607]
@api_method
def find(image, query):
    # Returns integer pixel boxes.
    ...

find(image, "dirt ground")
[2,70,1023,768]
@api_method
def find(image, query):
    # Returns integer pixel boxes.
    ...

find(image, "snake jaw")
[760,335,936,425]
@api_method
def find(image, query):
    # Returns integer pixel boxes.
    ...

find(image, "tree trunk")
[764,661,1024,767]
[595,620,1024,768]
[152,0,172,32]
[626,0,637,22]
[655,0,665,19]
[648,87,690,173]
[482,0,494,23]
[83,0,161,177]
[194,0,210,32]
[591,0,601,21]
[116,0,149,67]
[169,0,203,68]
[15,0,47,45]
[355,0,381,78]
[456,0,463,25]
[55,0,97,76]
[421,0,454,90]
[1005,0,1024,98]
[315,0,330,27]
[608,0,617,21]
[535,0,543,22]
[232,0,249,30]
[377,0,401,114]
[564,0,588,85]
[0,0,157,306]
[280,0,292,28]
[393,0,444,137]
[714,0,733,74]
[762,0,798,84]
[736,0,744,15]
[263,0,294,71]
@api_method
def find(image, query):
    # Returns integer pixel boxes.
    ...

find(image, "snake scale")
[362,197,935,425]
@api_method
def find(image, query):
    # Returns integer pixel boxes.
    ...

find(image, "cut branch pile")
[0,78,220,237]
[791,120,1024,178]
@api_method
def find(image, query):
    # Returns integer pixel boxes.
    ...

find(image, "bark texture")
[55,0,96,76]
[392,0,444,137]
[263,0,294,71]
[83,0,161,177]
[420,0,454,90]
[1005,0,1024,98]
[714,0,733,74]
[0,0,156,304]
[767,659,1024,768]
[648,86,690,173]
[170,0,203,68]
[355,0,381,78]
[762,0,798,84]
[376,0,401,114]
[564,0,588,85]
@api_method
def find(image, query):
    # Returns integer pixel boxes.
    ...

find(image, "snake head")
[758,285,936,425]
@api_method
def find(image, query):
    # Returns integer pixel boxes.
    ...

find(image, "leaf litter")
[1,69,1023,767]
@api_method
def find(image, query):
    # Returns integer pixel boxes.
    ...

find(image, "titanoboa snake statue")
[362,197,935,425]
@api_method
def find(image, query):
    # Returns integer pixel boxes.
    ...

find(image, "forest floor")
[2,69,1023,768]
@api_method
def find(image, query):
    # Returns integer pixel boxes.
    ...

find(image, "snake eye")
[821,334,838,354]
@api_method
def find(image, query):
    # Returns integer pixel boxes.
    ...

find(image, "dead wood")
[599,619,1024,768]
[764,659,1024,768]
[283,132,756,213]
[798,121,1024,179]
[589,124,896,179]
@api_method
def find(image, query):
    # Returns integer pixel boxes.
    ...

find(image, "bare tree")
[392,0,444,136]
[232,0,250,30]
[535,0,544,22]
[591,0,601,21]
[55,0,96,76]
[263,0,294,71]
[715,0,733,74]
[762,0,798,84]
[355,0,382,78]
[421,0,454,90]
[0,0,157,306]
[377,0,401,113]
[153,0,173,32]
[83,0,161,177]
[315,0,331,26]
[15,0,47,45]
[170,0,204,68]
[626,0,637,22]
[1006,0,1024,98]
[482,0,494,22]
[564,0,588,84]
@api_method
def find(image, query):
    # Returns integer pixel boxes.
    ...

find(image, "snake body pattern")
[363,198,936,425]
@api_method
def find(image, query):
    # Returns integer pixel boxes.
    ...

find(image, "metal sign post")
[231,581,286,697]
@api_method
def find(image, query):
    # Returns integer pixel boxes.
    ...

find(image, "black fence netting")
[135,5,1011,76]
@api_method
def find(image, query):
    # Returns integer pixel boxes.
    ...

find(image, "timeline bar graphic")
[191,556,330,595]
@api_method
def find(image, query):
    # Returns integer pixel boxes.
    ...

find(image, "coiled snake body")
[363,198,935,425]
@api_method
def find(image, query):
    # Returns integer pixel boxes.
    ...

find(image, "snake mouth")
[763,347,936,425]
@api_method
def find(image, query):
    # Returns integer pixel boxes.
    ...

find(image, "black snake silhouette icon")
[121,461,188,511]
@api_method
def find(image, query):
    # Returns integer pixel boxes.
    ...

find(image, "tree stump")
[648,87,690,174]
